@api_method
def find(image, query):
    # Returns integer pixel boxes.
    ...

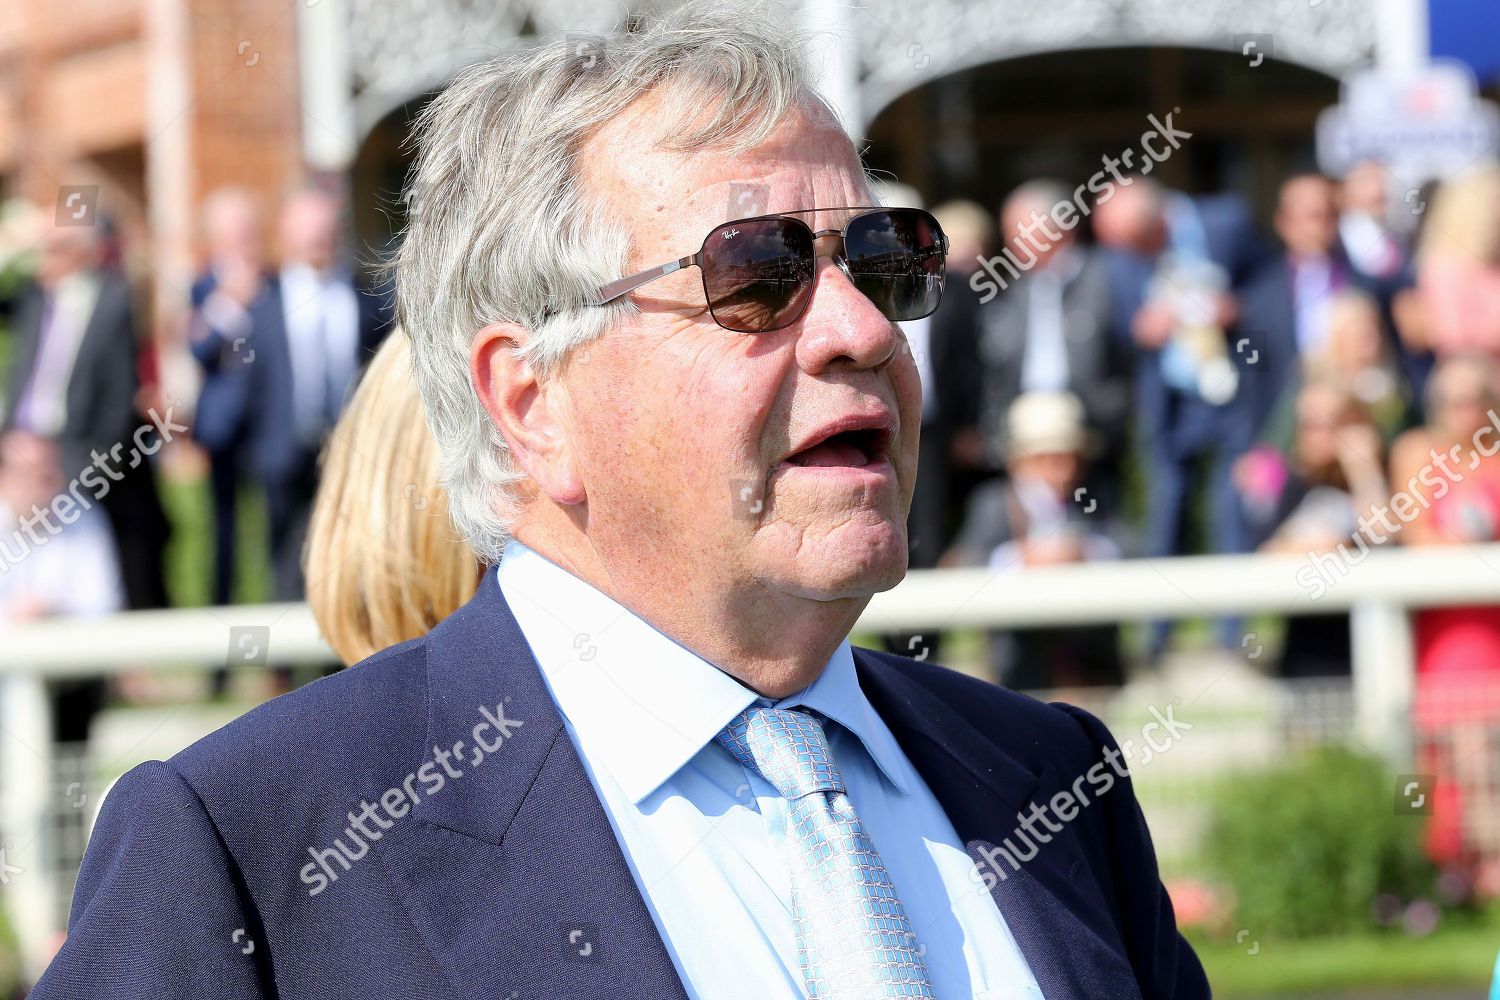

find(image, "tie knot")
[716,706,843,800]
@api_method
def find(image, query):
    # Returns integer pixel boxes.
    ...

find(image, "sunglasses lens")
[701,218,814,333]
[843,209,947,322]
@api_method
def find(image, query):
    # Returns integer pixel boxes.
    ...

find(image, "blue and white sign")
[1316,60,1500,183]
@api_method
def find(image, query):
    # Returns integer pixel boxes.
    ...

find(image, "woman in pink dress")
[1391,355,1500,890]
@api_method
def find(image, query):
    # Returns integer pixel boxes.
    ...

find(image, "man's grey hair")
[393,4,836,564]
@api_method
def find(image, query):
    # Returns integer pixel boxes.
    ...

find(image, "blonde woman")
[303,330,480,665]
[1241,289,1410,468]
[1415,162,1500,357]
[1311,288,1409,440]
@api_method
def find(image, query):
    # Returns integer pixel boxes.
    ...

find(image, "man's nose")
[793,255,900,376]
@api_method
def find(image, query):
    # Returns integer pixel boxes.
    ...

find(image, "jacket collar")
[495,539,915,804]
[376,569,689,1000]
[411,565,562,844]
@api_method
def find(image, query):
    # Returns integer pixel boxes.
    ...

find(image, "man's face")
[36,228,92,289]
[1276,177,1338,258]
[207,197,264,267]
[280,195,338,273]
[1001,195,1071,268]
[553,98,922,605]
[1094,185,1165,256]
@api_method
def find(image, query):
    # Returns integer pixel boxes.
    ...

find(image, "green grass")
[0,902,19,998]
[160,474,272,607]
[1190,908,1500,996]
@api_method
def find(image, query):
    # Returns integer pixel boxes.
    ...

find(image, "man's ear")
[471,321,585,505]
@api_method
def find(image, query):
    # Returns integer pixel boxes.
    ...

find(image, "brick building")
[0,0,304,349]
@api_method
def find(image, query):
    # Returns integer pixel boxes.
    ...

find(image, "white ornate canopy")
[341,0,1378,138]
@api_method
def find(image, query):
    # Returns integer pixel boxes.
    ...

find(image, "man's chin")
[761,521,909,601]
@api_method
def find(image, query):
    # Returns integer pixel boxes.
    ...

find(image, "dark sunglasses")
[588,206,949,333]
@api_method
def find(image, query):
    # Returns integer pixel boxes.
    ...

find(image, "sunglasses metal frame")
[586,205,948,331]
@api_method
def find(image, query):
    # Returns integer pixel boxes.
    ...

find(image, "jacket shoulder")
[168,635,431,804]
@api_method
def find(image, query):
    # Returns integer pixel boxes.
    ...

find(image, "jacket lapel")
[375,572,689,1000]
[854,649,1143,1000]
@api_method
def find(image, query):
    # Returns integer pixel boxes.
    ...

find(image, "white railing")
[9,543,1500,764]
[4,543,1500,980]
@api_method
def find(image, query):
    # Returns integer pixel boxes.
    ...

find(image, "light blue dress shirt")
[496,539,1041,999]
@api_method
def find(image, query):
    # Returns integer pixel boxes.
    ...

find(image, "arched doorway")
[347,95,431,280]
[864,46,1340,221]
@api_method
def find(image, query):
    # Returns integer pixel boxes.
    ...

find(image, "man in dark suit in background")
[1,222,149,738]
[1096,179,1250,655]
[978,180,1133,513]
[187,187,268,606]
[1230,173,1376,556]
[4,224,138,495]
[1234,174,1364,446]
[210,188,389,600]
[1,221,168,612]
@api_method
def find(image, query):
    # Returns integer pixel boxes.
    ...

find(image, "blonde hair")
[931,199,993,250]
[1419,162,1500,267]
[305,331,480,666]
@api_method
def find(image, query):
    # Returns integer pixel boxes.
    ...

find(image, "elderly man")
[32,10,1206,1000]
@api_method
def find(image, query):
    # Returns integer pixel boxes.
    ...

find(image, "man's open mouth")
[783,426,891,468]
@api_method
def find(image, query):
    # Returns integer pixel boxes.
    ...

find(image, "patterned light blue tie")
[717,706,936,999]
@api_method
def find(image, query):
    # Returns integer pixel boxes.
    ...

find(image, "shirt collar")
[282,262,341,288]
[495,538,912,803]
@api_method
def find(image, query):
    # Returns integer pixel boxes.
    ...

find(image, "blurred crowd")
[0,184,393,733]
[5,164,1500,695]
[912,161,1500,692]
[186,187,391,609]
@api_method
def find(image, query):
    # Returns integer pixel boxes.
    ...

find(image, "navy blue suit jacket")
[188,273,257,454]
[32,572,1209,999]
[188,272,390,470]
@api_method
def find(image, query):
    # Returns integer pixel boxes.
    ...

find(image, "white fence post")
[0,672,58,982]
[1350,599,1416,769]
